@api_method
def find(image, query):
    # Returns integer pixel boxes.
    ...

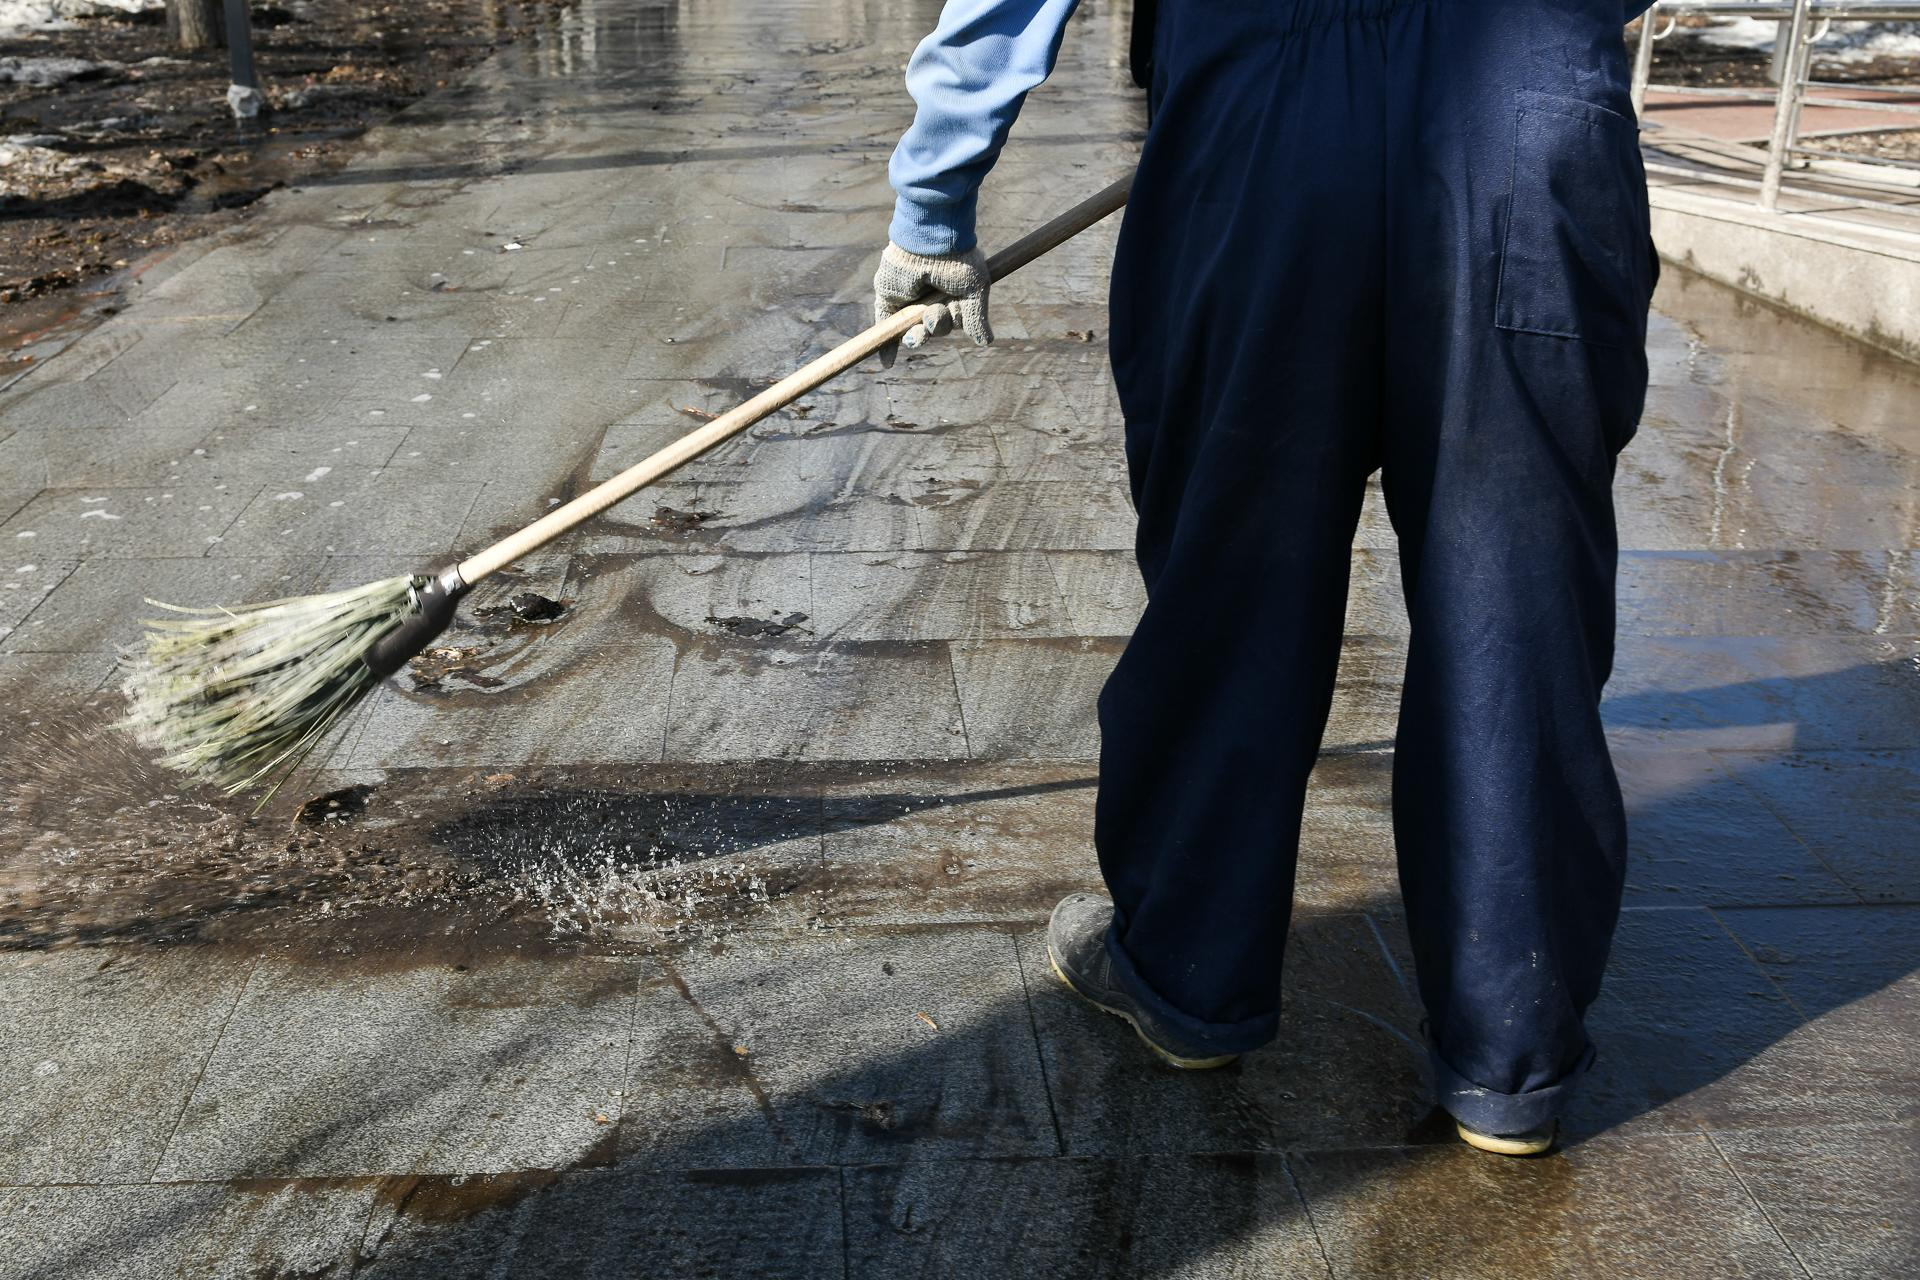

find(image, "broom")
[121,175,1133,797]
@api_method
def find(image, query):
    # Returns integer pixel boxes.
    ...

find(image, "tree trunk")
[167,0,227,52]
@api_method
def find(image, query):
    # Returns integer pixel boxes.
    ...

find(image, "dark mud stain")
[291,785,374,829]
[650,504,719,532]
[472,591,571,625]
[705,611,811,638]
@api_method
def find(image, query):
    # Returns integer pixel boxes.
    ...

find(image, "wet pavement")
[2,2,1918,1277]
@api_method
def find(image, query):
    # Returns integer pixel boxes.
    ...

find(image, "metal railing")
[1629,1,1920,210]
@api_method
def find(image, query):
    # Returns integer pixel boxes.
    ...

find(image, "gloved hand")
[873,242,992,365]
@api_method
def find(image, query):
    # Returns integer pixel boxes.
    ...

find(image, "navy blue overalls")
[1097,0,1657,1133]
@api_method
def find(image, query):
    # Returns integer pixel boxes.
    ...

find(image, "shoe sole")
[1455,1122,1556,1156]
[1046,946,1238,1071]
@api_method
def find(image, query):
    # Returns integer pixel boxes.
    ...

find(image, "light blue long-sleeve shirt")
[888,0,1082,255]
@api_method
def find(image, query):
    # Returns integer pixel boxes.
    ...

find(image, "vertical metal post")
[1630,2,1659,118]
[225,0,263,119]
[1759,0,1813,210]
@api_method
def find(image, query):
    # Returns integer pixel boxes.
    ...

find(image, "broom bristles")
[120,574,427,798]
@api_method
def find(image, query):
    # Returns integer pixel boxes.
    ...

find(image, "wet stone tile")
[1291,1132,1803,1279]
[809,550,1077,642]
[0,650,120,698]
[1712,1123,1920,1280]
[1018,915,1429,1156]
[0,556,308,655]
[664,637,965,763]
[354,1166,845,1280]
[0,487,251,559]
[154,956,638,1179]
[1611,749,1856,906]
[949,637,1120,759]
[844,1154,1327,1279]
[0,558,73,646]
[0,1179,377,1280]
[343,594,676,771]
[1566,908,1821,1138]
[817,761,1101,926]
[913,479,1136,552]
[1049,549,1145,637]
[1721,751,1920,901]
[1603,636,1920,752]
[0,950,254,1184]
[1616,550,1899,636]
[1295,750,1403,910]
[210,478,484,559]
[1711,905,1920,1125]
[620,929,1056,1168]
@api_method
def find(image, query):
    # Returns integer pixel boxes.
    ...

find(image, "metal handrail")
[1629,0,1920,211]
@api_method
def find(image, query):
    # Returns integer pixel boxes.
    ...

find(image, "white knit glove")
[873,242,993,363]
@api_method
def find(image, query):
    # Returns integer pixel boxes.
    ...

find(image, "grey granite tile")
[0,352,178,432]
[1721,751,1920,901]
[1712,1123,1920,1280]
[0,416,211,489]
[812,550,1076,642]
[0,556,308,654]
[1711,906,1919,1125]
[343,581,676,771]
[913,479,1136,552]
[0,949,254,1183]
[209,477,483,558]
[664,638,965,763]
[1049,549,1145,637]
[154,956,637,1179]
[1604,636,1920,752]
[1321,636,1408,752]
[844,1154,1328,1279]
[1563,907,1898,1138]
[0,557,73,646]
[0,650,121,697]
[1019,914,1429,1156]
[949,637,1119,760]
[1291,1132,1803,1279]
[621,929,1056,1167]
[355,1166,844,1280]
[1295,750,1403,910]
[0,1179,376,1280]
[1612,749,1857,906]
[1616,550,1894,637]
[817,761,1100,926]
[0,487,251,559]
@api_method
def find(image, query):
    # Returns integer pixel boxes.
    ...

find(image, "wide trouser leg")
[1382,0,1657,1133]
[1094,5,1389,1054]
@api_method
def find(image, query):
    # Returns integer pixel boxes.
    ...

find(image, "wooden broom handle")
[456,172,1134,585]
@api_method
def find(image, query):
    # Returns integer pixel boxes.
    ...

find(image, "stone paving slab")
[844,1154,1328,1278]
[0,949,255,1185]
[1713,1122,1920,1280]
[0,1179,376,1280]
[152,957,637,1180]
[619,929,1057,1168]
[1721,751,1920,901]
[355,1166,844,1279]
[1290,1132,1805,1279]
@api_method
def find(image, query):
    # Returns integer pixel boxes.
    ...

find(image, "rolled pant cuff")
[1103,920,1278,1055]
[1430,1041,1595,1135]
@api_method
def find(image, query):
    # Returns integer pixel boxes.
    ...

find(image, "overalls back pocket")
[1495,89,1653,351]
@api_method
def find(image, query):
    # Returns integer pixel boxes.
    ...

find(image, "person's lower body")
[1075,0,1657,1149]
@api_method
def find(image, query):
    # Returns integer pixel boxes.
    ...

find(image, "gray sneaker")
[1045,893,1239,1070]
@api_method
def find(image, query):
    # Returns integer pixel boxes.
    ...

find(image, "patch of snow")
[1697,18,1920,63]
[0,55,110,87]
[303,465,332,483]
[0,1,157,36]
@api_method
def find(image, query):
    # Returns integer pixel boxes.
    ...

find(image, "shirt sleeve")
[887,0,1083,256]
